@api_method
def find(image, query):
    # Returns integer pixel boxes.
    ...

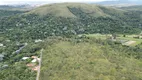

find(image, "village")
[22,56,40,71]
[0,39,43,71]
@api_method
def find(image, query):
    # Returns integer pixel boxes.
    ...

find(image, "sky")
[0,0,116,5]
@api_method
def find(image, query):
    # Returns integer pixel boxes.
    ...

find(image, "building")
[31,59,37,63]
[22,57,30,60]
[31,56,38,59]
[35,39,43,43]
[0,54,4,61]
[0,43,3,47]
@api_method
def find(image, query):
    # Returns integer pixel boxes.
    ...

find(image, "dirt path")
[124,41,136,45]
[36,49,43,80]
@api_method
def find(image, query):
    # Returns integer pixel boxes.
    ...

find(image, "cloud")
[0,0,116,5]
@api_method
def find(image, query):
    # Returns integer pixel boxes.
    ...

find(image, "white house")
[22,57,30,60]
[0,43,3,47]
[31,59,37,63]
[35,39,43,43]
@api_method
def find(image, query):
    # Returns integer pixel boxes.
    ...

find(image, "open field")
[84,34,142,46]
[117,35,142,46]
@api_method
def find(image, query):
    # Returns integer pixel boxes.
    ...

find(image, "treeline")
[0,10,25,18]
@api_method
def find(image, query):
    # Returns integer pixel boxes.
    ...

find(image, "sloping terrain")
[39,38,142,80]
[1,3,142,41]
[28,3,124,18]
[0,3,142,80]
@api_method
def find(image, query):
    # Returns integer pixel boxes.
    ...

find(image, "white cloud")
[0,0,115,5]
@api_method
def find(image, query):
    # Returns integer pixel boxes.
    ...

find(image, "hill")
[29,3,127,18]
[1,3,142,41]
[0,3,142,41]
[0,3,142,80]
[28,3,124,18]
[97,0,142,6]
[39,38,142,80]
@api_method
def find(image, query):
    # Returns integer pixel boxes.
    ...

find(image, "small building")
[31,59,37,63]
[22,57,30,60]
[0,43,4,47]
[31,56,38,59]
[35,39,43,43]
[0,54,4,61]
[37,58,40,62]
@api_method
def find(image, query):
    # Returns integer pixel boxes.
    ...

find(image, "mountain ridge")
[27,3,125,18]
[97,0,142,6]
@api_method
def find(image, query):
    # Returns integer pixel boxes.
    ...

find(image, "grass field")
[117,35,142,46]
[84,34,142,46]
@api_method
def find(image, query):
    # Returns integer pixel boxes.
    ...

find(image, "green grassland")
[28,3,124,18]
[117,35,142,46]
[84,34,142,46]
[40,38,142,80]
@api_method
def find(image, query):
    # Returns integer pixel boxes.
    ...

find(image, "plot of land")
[84,34,142,46]
[123,41,136,46]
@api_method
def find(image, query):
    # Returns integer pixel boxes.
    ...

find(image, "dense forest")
[0,10,25,18]
[0,3,142,80]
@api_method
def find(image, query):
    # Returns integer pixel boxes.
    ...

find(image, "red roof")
[32,66,40,71]
[31,56,38,59]
[26,63,35,67]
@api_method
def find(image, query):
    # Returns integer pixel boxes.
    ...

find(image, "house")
[22,57,30,60]
[0,43,3,47]
[31,59,37,63]
[31,56,40,62]
[37,58,40,62]
[35,39,43,43]
[0,54,4,61]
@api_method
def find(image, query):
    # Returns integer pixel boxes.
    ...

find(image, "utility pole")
[36,48,43,80]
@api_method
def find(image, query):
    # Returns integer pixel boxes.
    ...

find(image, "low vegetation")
[40,38,142,80]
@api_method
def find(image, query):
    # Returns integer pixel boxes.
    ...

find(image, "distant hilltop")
[97,0,142,6]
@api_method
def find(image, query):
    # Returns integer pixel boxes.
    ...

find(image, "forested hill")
[0,3,142,80]
[0,3,142,41]
[0,5,31,18]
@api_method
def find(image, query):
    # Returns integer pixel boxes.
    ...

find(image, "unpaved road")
[124,41,136,46]
[36,49,43,80]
